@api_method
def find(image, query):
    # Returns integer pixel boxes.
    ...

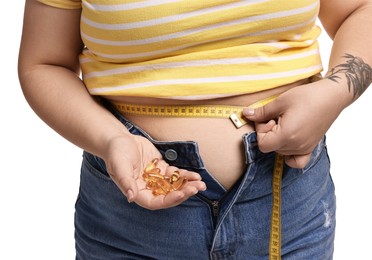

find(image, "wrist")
[100,133,142,177]
[319,75,355,110]
[100,130,136,160]
[325,53,372,106]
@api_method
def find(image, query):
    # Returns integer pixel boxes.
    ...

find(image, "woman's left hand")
[243,79,347,168]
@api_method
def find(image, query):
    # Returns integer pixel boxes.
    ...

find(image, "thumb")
[243,97,283,123]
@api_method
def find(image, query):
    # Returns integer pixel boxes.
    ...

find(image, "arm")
[243,0,372,168]
[319,0,372,100]
[18,0,122,160]
[18,0,205,209]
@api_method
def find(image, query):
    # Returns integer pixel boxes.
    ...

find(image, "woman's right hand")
[18,1,206,211]
[102,134,207,210]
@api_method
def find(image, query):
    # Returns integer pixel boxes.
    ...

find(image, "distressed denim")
[75,104,336,260]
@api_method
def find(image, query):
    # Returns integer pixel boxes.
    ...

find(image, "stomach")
[105,78,310,190]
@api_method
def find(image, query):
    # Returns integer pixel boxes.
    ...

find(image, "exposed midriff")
[106,78,310,189]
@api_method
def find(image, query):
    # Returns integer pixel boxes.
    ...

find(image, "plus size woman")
[18,0,372,259]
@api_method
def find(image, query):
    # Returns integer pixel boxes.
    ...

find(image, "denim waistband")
[101,98,264,169]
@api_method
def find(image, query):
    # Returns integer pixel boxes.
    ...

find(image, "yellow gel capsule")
[145,158,159,172]
[170,171,180,184]
[171,177,187,191]
[146,181,157,190]
[153,184,169,195]
[159,179,173,192]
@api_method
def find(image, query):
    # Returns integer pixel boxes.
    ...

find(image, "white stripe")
[81,43,186,59]
[83,16,317,60]
[82,0,181,12]
[246,17,317,37]
[88,64,323,94]
[79,56,93,64]
[82,2,318,46]
[83,49,320,79]
[81,0,268,30]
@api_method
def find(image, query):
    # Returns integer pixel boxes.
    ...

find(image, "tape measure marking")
[270,153,284,259]
[113,102,250,128]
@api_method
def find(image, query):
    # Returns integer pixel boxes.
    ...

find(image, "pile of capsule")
[143,158,187,195]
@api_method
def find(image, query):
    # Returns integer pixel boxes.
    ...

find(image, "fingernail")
[126,189,134,203]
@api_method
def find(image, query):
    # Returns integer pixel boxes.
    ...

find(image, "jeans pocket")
[82,151,112,181]
[301,136,328,174]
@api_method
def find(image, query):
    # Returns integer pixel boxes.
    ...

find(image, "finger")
[109,165,139,203]
[274,147,314,156]
[163,167,206,193]
[255,122,284,153]
[162,182,205,208]
[284,153,312,169]
[142,183,203,210]
[243,97,284,123]
[165,167,202,181]
[255,119,276,134]
[269,142,315,156]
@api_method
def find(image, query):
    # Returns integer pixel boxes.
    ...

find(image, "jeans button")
[165,149,178,161]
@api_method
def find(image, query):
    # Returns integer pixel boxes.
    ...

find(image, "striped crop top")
[38,0,323,100]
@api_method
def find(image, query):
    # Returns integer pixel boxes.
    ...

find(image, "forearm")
[18,1,129,158]
[321,3,372,107]
[19,65,131,159]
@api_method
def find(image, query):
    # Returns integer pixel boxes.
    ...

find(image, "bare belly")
[105,79,310,190]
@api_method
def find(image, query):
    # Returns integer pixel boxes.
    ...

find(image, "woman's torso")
[106,78,310,190]
[77,0,321,189]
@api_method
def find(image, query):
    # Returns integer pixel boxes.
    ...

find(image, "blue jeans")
[75,105,336,260]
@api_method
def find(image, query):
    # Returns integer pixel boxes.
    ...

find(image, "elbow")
[319,1,372,40]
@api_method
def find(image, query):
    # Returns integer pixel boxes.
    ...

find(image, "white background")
[1,2,371,259]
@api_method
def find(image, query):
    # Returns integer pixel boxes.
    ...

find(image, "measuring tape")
[270,153,284,259]
[112,102,251,128]
[111,97,283,259]
[111,95,277,129]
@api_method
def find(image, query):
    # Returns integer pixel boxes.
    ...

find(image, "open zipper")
[197,194,221,229]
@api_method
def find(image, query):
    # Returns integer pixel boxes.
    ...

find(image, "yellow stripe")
[87,66,322,97]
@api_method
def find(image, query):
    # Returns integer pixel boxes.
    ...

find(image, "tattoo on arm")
[326,53,372,99]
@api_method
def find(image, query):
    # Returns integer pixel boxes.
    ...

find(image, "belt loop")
[243,132,258,164]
